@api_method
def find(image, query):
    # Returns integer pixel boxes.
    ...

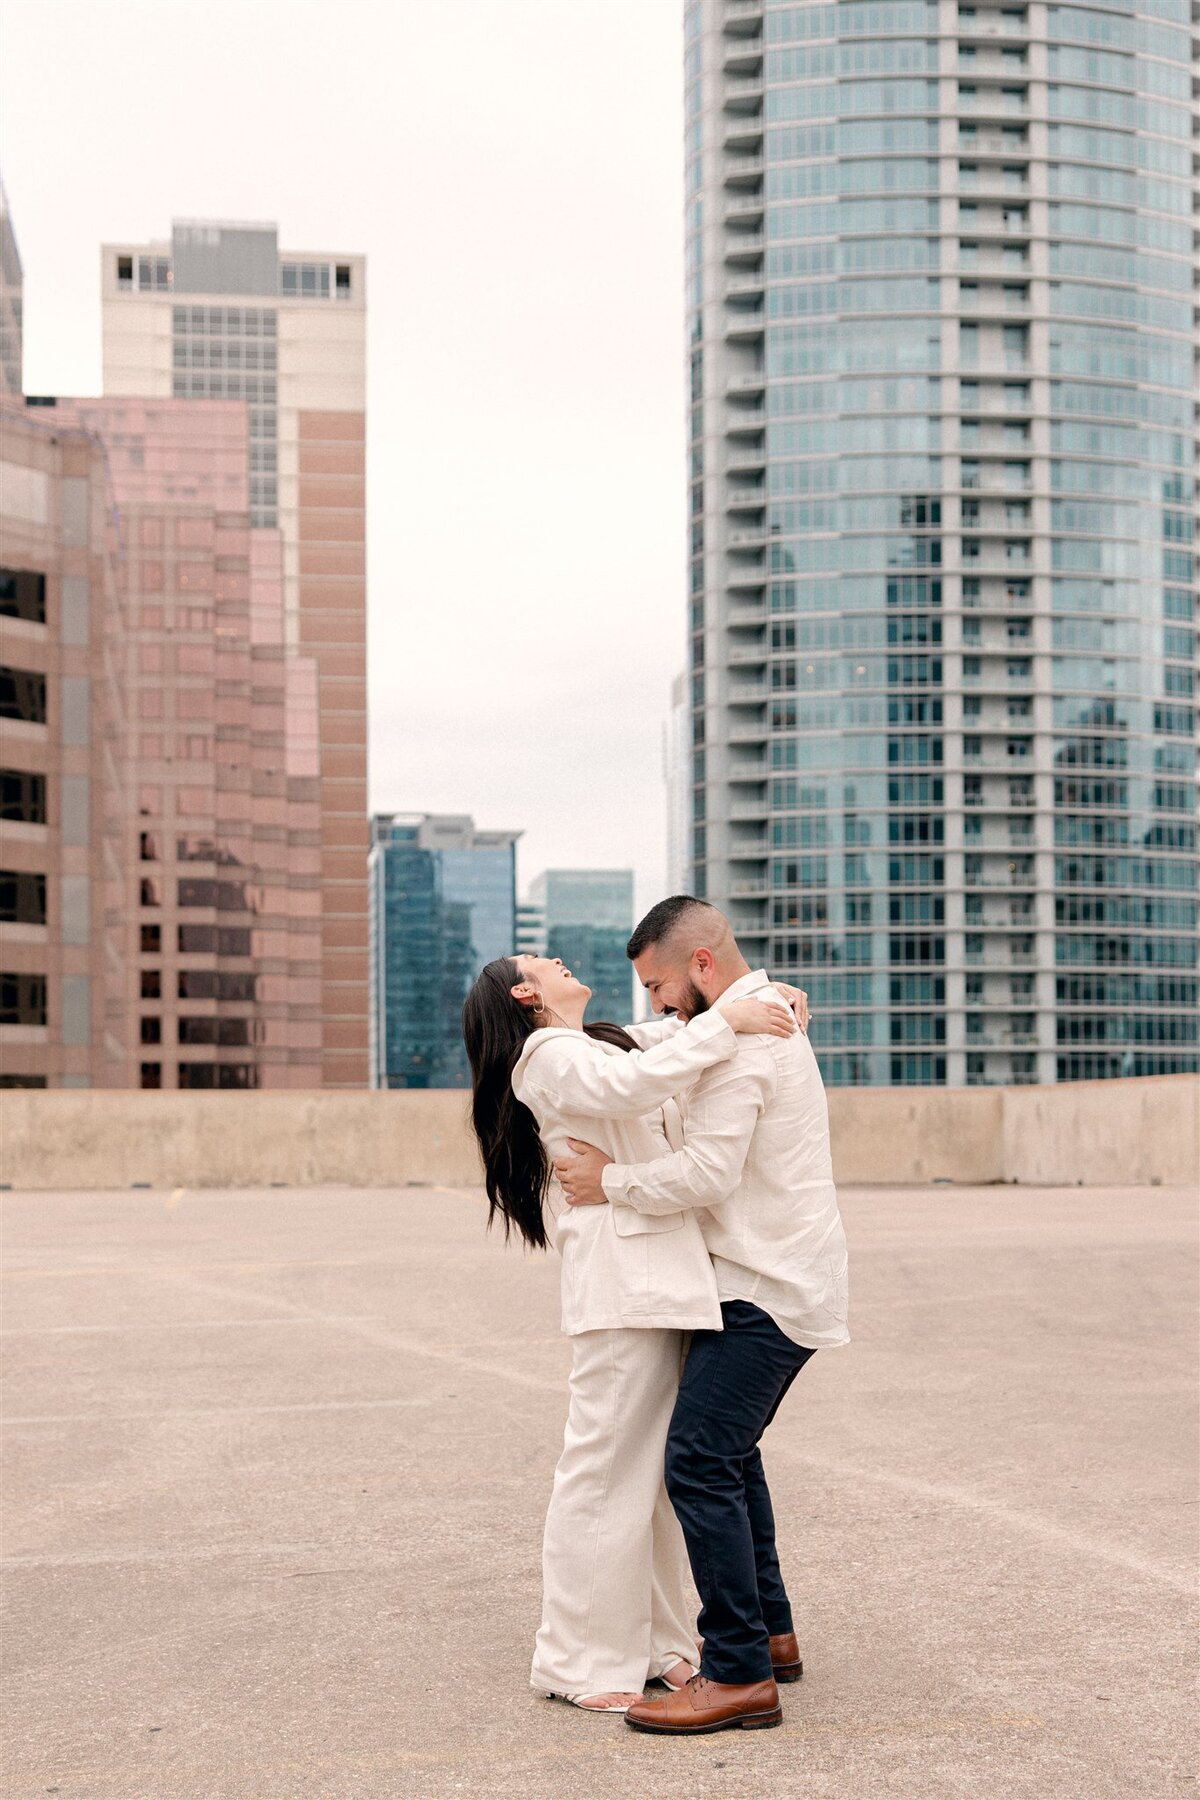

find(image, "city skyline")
[2,1,1196,1091]
[0,0,692,921]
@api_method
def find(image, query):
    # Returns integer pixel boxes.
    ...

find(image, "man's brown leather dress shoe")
[696,1633,804,1684]
[625,1673,782,1735]
[770,1631,803,1683]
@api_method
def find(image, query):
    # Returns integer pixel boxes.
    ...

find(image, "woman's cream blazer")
[511,1010,737,1335]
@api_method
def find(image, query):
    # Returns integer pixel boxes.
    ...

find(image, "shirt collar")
[715,968,771,1006]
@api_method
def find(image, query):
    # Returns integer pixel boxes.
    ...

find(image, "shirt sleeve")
[600,1044,777,1215]
[518,1008,737,1119]
[624,1016,685,1049]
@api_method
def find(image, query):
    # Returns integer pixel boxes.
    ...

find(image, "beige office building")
[99,221,369,1086]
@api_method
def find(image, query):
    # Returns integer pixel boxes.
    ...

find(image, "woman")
[462,952,798,1712]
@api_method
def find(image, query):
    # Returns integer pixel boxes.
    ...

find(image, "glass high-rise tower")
[683,0,1198,1087]
[529,869,636,1026]
[369,814,519,1089]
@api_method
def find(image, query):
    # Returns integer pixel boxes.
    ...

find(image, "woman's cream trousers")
[530,1327,698,1698]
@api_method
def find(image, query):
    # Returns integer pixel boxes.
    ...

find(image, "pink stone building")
[1,395,325,1087]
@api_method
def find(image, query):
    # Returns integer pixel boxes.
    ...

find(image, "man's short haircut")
[627,894,727,962]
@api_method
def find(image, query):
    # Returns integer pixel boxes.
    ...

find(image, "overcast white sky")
[0,0,687,918]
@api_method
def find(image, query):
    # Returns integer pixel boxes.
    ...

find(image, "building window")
[890,1054,946,1085]
[0,769,46,824]
[335,263,351,298]
[117,255,133,289]
[176,877,250,911]
[0,971,47,1026]
[176,924,252,957]
[178,1062,261,1089]
[0,869,47,925]
[179,1017,252,1047]
[0,666,48,725]
[140,1063,162,1089]
[0,569,47,625]
[137,256,171,291]
[280,261,330,298]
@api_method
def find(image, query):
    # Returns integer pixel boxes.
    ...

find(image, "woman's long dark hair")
[462,958,636,1250]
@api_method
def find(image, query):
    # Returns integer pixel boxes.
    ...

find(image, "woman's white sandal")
[544,1692,639,1713]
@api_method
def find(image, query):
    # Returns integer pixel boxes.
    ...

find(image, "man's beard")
[667,980,709,1022]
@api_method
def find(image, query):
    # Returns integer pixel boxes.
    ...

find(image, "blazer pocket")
[611,1207,686,1237]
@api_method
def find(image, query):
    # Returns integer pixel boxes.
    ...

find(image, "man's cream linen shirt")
[601,970,849,1351]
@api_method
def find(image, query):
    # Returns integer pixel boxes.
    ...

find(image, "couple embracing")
[462,895,849,1737]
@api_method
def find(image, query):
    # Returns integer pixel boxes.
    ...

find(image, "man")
[555,895,848,1736]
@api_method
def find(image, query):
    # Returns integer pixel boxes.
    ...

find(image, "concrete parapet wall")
[826,1085,1003,1185]
[0,1090,481,1192]
[1000,1075,1198,1188]
[0,1076,1195,1191]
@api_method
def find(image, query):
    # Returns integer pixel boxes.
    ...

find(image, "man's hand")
[554,1138,614,1207]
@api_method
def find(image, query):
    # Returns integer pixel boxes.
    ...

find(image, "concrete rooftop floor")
[1,1181,1196,1800]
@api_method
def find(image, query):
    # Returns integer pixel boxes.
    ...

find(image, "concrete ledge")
[0,1089,482,1192]
[827,1085,1003,1184]
[1001,1074,1199,1187]
[1,1075,1195,1190]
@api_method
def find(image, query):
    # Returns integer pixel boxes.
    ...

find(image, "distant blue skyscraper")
[369,814,519,1088]
[530,870,636,1027]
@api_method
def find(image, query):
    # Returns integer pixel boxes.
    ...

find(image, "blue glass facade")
[685,0,1197,1086]
[530,870,635,1026]
[369,815,518,1088]
[1043,1,1197,1078]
